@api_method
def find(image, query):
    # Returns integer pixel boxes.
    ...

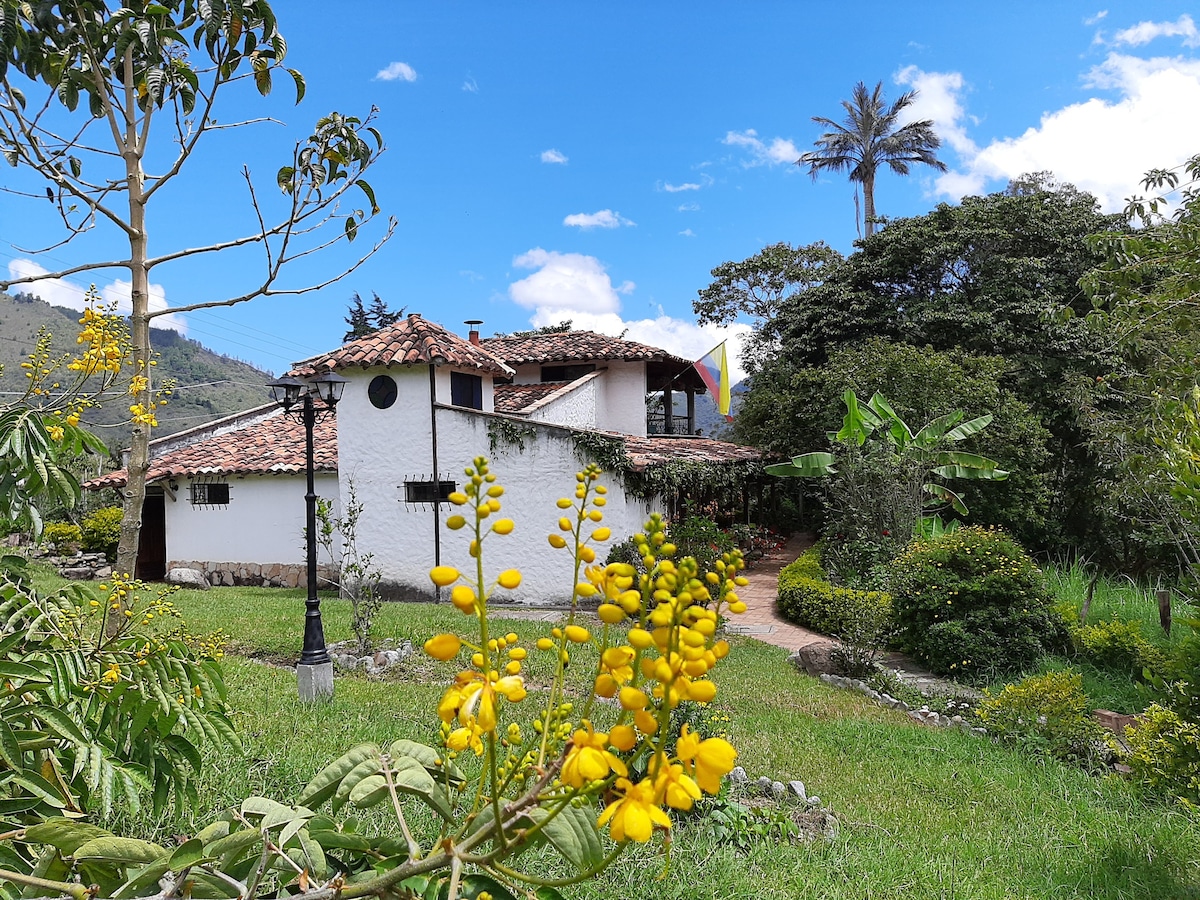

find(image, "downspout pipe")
[428,364,442,576]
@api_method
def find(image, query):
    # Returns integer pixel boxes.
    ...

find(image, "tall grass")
[1046,558,1197,648]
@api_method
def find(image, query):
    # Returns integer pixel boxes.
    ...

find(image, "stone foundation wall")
[169,560,337,589]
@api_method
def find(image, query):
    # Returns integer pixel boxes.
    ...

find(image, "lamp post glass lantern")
[268,371,346,701]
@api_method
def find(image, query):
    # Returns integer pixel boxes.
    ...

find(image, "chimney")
[465,319,483,345]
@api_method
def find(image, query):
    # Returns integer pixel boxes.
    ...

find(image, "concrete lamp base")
[297,661,335,702]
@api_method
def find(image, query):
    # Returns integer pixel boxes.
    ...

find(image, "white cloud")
[459,269,484,282]
[7,259,186,334]
[658,173,716,192]
[722,129,801,166]
[894,65,978,156]
[541,149,568,165]
[462,76,478,93]
[562,209,635,229]
[1085,10,1108,26]
[507,249,751,382]
[678,228,696,237]
[921,55,1200,212]
[509,249,623,319]
[374,62,417,82]
[677,202,700,212]
[1113,15,1200,48]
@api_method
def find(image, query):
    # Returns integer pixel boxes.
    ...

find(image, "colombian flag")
[694,342,732,421]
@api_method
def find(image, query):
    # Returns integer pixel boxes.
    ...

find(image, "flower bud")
[565,624,591,643]
[597,603,625,624]
[423,633,461,661]
[430,566,460,587]
[492,518,515,535]
[446,515,466,530]
[497,569,522,590]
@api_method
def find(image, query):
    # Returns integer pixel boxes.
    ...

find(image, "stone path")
[725,533,831,652]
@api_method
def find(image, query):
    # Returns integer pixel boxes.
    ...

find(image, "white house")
[88,315,761,603]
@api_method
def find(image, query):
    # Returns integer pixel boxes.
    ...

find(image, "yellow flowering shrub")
[421,457,744,859]
[2,458,748,900]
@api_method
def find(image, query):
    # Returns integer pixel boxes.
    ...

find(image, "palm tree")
[799,81,947,237]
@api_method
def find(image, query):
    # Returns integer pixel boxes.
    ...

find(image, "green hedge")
[777,547,892,639]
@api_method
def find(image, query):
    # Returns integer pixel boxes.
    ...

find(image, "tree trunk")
[114,90,150,613]
[862,171,877,237]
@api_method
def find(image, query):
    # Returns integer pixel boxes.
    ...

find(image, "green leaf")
[0,719,19,768]
[29,705,88,745]
[297,742,380,808]
[348,773,388,808]
[387,738,465,784]
[332,754,387,814]
[287,67,305,103]
[73,836,167,866]
[308,829,374,852]
[768,452,836,478]
[388,756,455,821]
[530,800,604,871]
[168,838,209,871]
[21,819,112,856]
[204,827,262,860]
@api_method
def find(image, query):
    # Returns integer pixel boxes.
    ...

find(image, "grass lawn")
[27,569,1200,898]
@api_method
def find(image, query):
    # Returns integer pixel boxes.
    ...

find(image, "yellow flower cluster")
[422,457,745,854]
[423,459,531,756]
[69,304,126,375]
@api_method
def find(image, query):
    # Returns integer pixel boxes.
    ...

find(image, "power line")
[0,244,333,365]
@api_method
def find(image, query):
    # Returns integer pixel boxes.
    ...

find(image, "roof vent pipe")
[465,319,483,345]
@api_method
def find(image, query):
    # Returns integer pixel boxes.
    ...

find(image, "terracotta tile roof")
[85,410,337,489]
[493,382,569,414]
[291,314,512,377]
[482,330,691,366]
[621,435,762,472]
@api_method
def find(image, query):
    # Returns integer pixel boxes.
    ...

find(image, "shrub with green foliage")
[81,505,122,561]
[975,669,1108,769]
[887,526,1057,680]
[41,521,82,554]
[0,575,237,821]
[668,516,735,574]
[1124,704,1200,806]
[777,547,893,644]
[1071,618,1170,681]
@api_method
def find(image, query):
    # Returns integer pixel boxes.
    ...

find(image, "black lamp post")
[268,370,347,701]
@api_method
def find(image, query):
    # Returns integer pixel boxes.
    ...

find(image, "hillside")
[0,292,275,456]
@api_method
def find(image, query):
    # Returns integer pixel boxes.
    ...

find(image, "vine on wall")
[487,419,538,454]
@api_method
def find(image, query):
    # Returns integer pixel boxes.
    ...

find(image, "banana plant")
[765,390,1008,516]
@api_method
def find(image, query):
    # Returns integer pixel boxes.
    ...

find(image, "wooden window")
[450,371,483,409]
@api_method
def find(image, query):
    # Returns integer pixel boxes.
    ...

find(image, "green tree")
[738,339,1051,546]
[798,80,947,237]
[367,291,404,330]
[0,1,394,581]
[1082,154,1200,569]
[740,178,1126,556]
[343,292,372,342]
[694,241,841,372]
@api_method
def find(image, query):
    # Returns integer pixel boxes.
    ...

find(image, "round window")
[368,374,397,409]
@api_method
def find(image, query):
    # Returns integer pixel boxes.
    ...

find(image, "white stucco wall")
[597,361,648,436]
[335,363,655,604]
[334,364,443,599]
[528,376,599,430]
[435,408,654,604]
[166,473,340,565]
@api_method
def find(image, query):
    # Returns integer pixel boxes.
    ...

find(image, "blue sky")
[3,1,1200,413]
